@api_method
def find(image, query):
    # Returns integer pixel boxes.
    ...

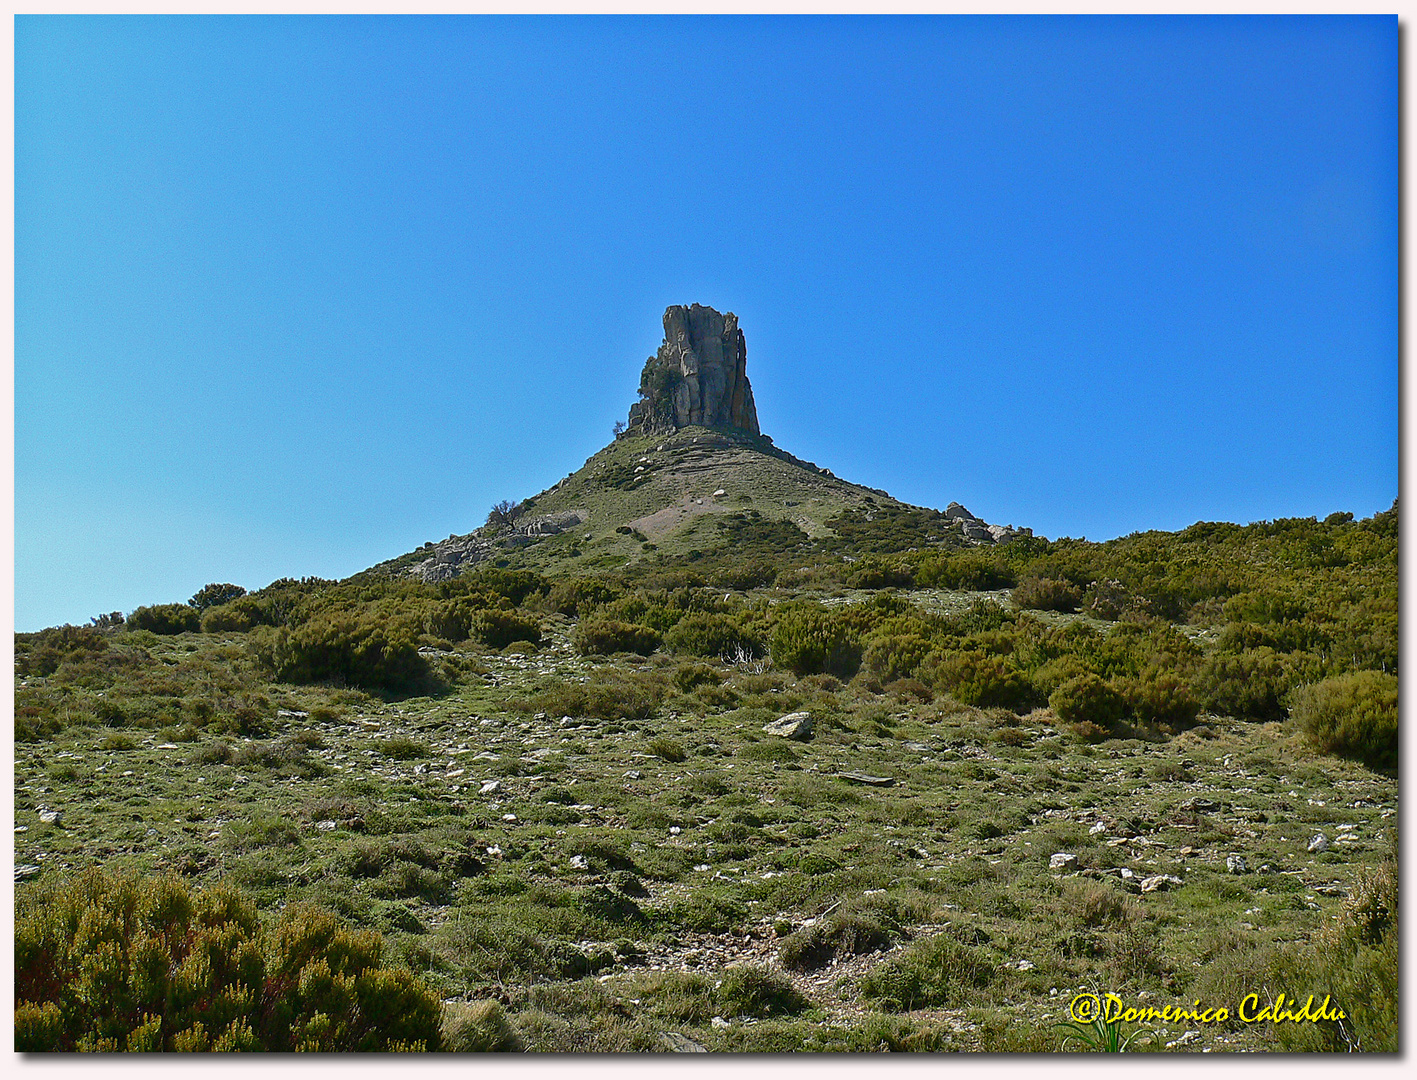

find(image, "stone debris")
[1140,874,1184,893]
[1226,854,1248,875]
[15,864,41,882]
[661,1032,708,1053]
[38,809,62,827]
[836,772,895,787]
[763,712,813,741]
[1049,853,1079,872]
[1307,833,1330,853]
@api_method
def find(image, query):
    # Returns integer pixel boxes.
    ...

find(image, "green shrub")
[646,736,687,763]
[1010,577,1083,613]
[771,605,862,679]
[922,650,1033,710]
[200,597,272,633]
[14,869,441,1051]
[862,632,933,683]
[248,615,429,695]
[846,559,915,589]
[710,562,779,591]
[1195,647,1293,721]
[468,609,542,650]
[779,912,893,972]
[663,613,760,659]
[916,553,1015,591]
[189,583,248,610]
[1119,667,1200,730]
[716,964,809,1018]
[1049,673,1125,730]
[859,935,995,1012]
[547,577,621,617]
[15,624,109,677]
[519,673,666,721]
[127,604,201,635]
[573,619,661,656]
[1290,671,1397,771]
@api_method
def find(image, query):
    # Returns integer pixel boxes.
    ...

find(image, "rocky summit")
[627,304,759,436]
[383,305,1030,583]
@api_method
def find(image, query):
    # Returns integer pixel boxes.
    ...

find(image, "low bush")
[1119,667,1200,730]
[573,619,661,657]
[716,964,809,1018]
[859,935,996,1012]
[468,609,542,650]
[922,650,1033,710]
[862,632,932,683]
[663,613,760,659]
[248,615,429,695]
[14,869,442,1051]
[1289,670,1398,771]
[1048,673,1125,730]
[127,604,201,635]
[779,911,893,972]
[1010,576,1083,613]
[771,605,862,679]
[189,583,248,610]
[441,1000,522,1052]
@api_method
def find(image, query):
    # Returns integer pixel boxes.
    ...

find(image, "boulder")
[1049,853,1080,871]
[764,712,813,740]
[1226,854,1248,875]
[1140,874,1184,893]
[1307,833,1330,853]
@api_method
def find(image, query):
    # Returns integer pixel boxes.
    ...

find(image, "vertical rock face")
[628,304,760,435]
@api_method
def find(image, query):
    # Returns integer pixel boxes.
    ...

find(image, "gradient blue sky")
[15,15,1397,631]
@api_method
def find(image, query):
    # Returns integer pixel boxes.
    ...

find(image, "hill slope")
[373,425,1027,583]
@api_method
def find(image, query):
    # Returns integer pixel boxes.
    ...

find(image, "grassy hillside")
[13,445,1398,1052]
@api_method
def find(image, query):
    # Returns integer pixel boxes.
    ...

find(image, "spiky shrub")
[859,935,995,1012]
[468,609,542,650]
[127,604,201,635]
[1010,576,1084,613]
[200,596,273,634]
[770,605,861,679]
[247,615,428,695]
[573,618,661,657]
[14,870,442,1052]
[662,613,760,659]
[716,964,808,1018]
[1048,672,1125,731]
[921,649,1033,710]
[189,583,248,610]
[1119,667,1199,730]
[861,632,933,683]
[1289,670,1398,771]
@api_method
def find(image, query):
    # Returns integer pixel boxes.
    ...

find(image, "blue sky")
[15,15,1397,632]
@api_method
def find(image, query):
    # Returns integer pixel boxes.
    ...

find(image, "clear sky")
[15,15,1398,632]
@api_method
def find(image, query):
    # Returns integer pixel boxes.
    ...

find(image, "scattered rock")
[623,770,643,780]
[1089,821,1107,835]
[1226,854,1248,875]
[277,709,309,719]
[712,489,726,498]
[479,780,501,795]
[38,809,62,827]
[763,712,813,741]
[710,1016,731,1029]
[315,820,338,832]
[661,1032,708,1053]
[15,864,41,882]
[1179,797,1221,813]
[1049,853,1079,872]
[569,855,590,870]
[1166,1030,1202,1049]
[1140,874,1184,893]
[1307,833,1330,854]
[836,771,894,787]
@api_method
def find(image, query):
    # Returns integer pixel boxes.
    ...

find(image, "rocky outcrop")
[406,510,587,582]
[628,305,760,435]
[944,502,1033,547]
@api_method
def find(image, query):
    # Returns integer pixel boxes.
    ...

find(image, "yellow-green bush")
[248,614,428,694]
[127,604,201,635]
[770,604,861,679]
[662,612,760,659]
[573,618,661,656]
[1048,672,1125,730]
[14,869,442,1052]
[1290,670,1398,771]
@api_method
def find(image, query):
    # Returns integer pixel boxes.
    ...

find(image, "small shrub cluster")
[1290,670,1398,771]
[573,619,661,656]
[14,869,442,1051]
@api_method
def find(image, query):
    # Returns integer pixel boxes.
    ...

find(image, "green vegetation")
[15,869,442,1051]
[14,481,1398,1052]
